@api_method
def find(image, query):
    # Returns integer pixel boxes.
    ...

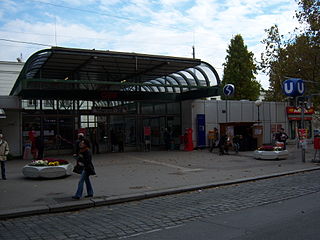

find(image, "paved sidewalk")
[1,144,319,219]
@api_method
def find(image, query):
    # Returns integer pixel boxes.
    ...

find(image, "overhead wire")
[0,38,52,47]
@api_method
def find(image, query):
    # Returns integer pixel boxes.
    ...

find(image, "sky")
[0,0,301,89]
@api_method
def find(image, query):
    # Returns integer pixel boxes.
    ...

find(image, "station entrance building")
[9,47,221,154]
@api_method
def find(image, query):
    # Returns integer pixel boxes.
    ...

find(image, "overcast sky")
[0,0,300,89]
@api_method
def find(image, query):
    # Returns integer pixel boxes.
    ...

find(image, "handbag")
[73,157,84,174]
[73,162,84,174]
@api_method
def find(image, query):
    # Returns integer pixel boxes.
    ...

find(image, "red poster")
[144,126,151,136]
[298,129,307,139]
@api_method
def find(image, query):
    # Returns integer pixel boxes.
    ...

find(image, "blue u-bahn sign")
[282,78,305,97]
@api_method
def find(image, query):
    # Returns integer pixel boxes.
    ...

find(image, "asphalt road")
[128,183,320,240]
[2,170,320,240]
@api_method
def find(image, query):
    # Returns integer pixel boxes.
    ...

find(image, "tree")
[260,0,320,102]
[222,34,261,100]
[260,25,286,101]
[296,0,320,42]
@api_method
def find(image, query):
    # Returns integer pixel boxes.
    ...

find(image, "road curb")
[1,166,320,220]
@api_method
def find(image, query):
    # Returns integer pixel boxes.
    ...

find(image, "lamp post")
[254,99,263,149]
[255,99,262,123]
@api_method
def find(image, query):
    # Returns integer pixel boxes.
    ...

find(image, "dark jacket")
[78,149,96,176]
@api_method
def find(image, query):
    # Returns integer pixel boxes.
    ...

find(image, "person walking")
[72,140,96,199]
[218,134,228,155]
[0,134,10,180]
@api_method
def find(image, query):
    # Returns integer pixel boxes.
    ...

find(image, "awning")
[10,47,221,101]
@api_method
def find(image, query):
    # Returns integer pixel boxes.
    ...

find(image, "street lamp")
[255,99,262,123]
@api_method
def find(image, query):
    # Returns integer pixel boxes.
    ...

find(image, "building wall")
[0,110,22,156]
[0,61,23,95]
[0,61,24,156]
[182,99,289,147]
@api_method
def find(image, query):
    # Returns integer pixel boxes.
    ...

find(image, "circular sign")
[282,78,305,97]
[223,84,235,96]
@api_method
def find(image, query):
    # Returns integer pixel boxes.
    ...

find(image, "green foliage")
[261,0,320,103]
[222,34,261,100]
[296,0,320,41]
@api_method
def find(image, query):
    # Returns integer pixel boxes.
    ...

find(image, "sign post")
[223,84,235,123]
[282,78,306,162]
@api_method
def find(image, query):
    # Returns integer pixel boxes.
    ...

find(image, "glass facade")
[21,99,181,153]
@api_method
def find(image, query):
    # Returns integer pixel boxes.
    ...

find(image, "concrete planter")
[22,163,73,179]
[254,150,289,160]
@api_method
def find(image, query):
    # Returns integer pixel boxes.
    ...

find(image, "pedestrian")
[110,129,117,152]
[218,134,228,155]
[35,136,44,160]
[276,128,288,150]
[74,132,90,157]
[164,128,172,151]
[0,134,10,180]
[209,127,219,152]
[90,128,100,154]
[72,140,96,199]
[117,129,125,152]
[28,128,38,159]
[233,135,241,153]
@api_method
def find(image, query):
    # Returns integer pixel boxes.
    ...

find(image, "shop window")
[27,99,37,107]
[167,102,180,114]
[79,101,93,110]
[289,120,312,139]
[126,102,137,114]
[81,115,97,128]
[44,100,54,109]
[141,103,154,114]
[59,100,72,109]
[125,117,136,145]
[154,103,166,114]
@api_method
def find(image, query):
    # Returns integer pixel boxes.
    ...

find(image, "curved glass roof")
[10,47,221,101]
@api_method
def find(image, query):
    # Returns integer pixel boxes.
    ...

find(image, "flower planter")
[22,159,73,179]
[254,149,289,160]
[253,145,289,160]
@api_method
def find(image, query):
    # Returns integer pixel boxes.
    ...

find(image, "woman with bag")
[72,140,96,199]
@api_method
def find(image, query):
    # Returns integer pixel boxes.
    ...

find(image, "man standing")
[209,127,219,152]
[276,128,288,150]
[0,134,10,180]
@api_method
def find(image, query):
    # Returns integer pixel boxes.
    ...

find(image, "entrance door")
[96,115,137,152]
[142,117,166,148]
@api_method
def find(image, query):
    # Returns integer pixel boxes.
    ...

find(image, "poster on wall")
[226,126,234,137]
[144,126,151,136]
